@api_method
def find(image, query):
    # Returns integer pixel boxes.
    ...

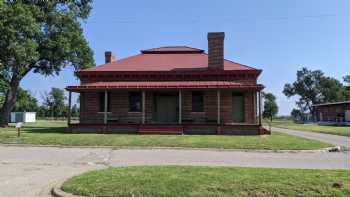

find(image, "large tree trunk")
[0,78,20,127]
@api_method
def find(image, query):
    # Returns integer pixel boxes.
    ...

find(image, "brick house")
[313,101,350,125]
[66,32,267,135]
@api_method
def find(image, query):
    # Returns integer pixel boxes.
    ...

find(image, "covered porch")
[66,81,266,135]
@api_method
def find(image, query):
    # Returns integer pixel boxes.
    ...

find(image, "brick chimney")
[207,32,225,70]
[105,51,116,63]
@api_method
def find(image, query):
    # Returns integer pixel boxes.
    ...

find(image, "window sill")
[128,111,142,114]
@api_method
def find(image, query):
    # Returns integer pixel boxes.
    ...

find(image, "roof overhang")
[66,81,264,92]
[76,69,262,77]
[312,101,350,107]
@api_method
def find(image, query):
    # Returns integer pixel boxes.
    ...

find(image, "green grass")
[0,120,331,150]
[270,119,350,137]
[62,166,350,197]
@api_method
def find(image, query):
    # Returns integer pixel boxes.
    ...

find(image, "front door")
[155,93,178,123]
[232,93,245,122]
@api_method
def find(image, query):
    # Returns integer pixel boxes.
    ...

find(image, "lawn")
[270,119,350,137]
[0,120,331,150]
[62,166,350,197]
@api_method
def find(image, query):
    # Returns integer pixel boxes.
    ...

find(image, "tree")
[36,105,48,118]
[344,75,350,93]
[71,104,79,117]
[12,87,38,112]
[0,79,7,107]
[262,92,278,122]
[42,88,66,118]
[344,75,350,84]
[0,1,94,126]
[283,67,350,115]
[291,108,303,122]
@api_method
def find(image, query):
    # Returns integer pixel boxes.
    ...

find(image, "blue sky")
[21,0,350,115]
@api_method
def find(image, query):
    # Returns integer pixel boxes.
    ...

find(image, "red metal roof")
[66,81,264,92]
[81,46,259,72]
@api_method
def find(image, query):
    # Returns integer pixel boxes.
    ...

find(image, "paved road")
[0,146,350,196]
[273,127,350,148]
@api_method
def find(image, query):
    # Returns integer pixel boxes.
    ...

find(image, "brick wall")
[208,32,225,70]
[79,90,257,125]
[80,91,146,124]
[244,92,256,124]
[221,90,233,123]
[80,92,102,123]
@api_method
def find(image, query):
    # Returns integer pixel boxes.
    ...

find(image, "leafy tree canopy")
[0,0,94,126]
[71,104,79,117]
[290,108,303,122]
[283,67,350,113]
[344,75,350,84]
[262,92,278,121]
[0,79,7,107]
[42,87,66,118]
[13,87,38,112]
[344,75,350,92]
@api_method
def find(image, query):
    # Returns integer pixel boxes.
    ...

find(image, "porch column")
[217,90,221,124]
[258,91,262,126]
[104,90,108,124]
[178,90,182,124]
[142,90,146,124]
[253,91,257,124]
[67,91,72,125]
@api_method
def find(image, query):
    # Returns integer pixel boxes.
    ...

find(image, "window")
[129,92,142,112]
[99,92,111,112]
[192,91,204,112]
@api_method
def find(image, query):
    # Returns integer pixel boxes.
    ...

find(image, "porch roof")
[66,81,264,92]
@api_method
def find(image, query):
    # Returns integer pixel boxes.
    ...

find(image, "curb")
[50,180,85,197]
[52,186,84,197]
[0,143,342,153]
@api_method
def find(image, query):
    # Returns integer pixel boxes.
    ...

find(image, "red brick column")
[258,91,262,126]
[67,91,72,125]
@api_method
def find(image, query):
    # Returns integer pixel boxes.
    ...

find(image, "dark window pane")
[192,91,203,112]
[129,92,142,112]
[99,92,111,112]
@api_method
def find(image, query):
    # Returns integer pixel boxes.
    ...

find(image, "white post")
[179,90,182,124]
[104,90,108,124]
[142,90,146,124]
[217,90,221,124]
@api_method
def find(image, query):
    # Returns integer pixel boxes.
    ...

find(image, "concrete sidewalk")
[0,146,349,196]
[273,127,350,148]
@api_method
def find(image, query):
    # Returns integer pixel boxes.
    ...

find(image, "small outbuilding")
[313,101,350,125]
[10,112,36,123]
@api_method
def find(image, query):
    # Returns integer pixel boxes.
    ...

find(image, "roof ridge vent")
[141,46,204,54]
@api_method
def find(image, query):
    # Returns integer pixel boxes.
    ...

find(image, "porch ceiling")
[66,81,264,92]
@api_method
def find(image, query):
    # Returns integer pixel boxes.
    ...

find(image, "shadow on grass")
[24,127,68,134]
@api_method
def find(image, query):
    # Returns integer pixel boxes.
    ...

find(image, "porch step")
[139,125,183,135]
